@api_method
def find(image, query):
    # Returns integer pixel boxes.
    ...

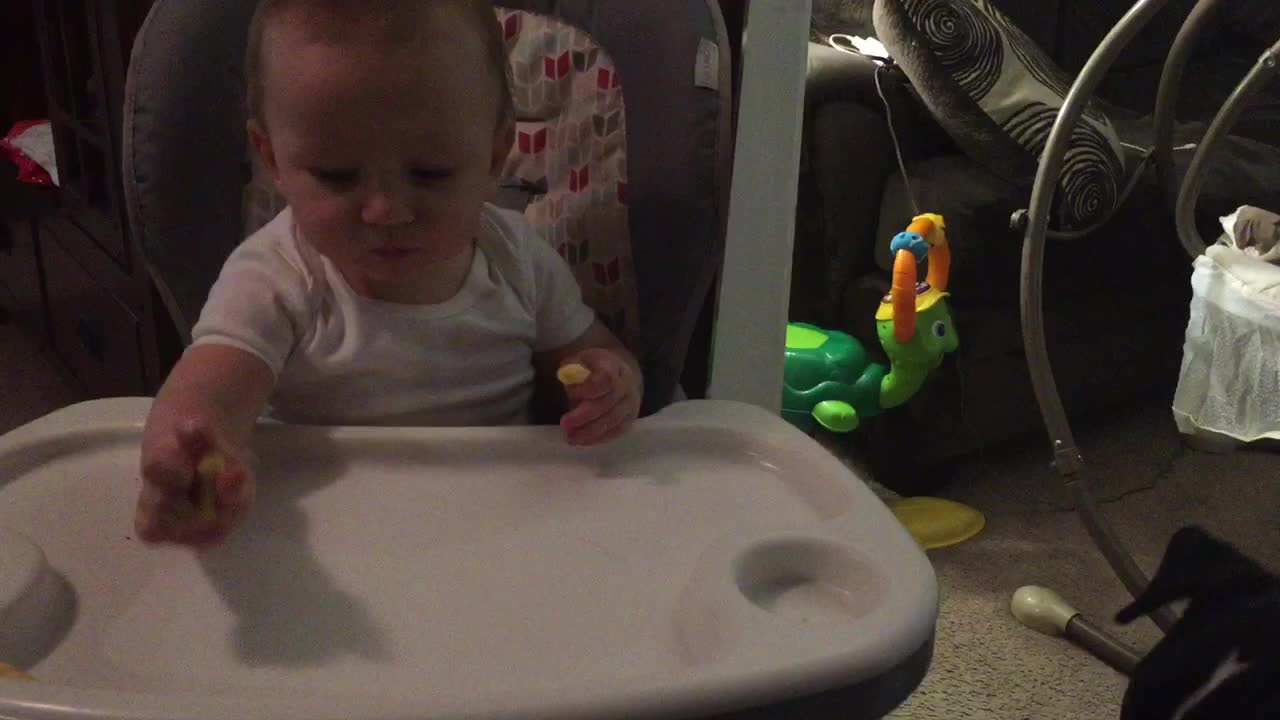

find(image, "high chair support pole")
[708,0,811,411]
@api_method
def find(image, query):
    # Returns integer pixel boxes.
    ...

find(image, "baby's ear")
[246,119,280,181]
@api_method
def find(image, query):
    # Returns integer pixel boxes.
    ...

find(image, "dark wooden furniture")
[1,1,58,340]
[1,0,176,398]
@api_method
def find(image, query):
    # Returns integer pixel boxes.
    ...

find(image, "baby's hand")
[136,419,255,548]
[558,348,641,446]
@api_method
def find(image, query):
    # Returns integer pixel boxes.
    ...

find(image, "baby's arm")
[136,344,275,547]
[134,220,311,545]
[500,206,641,443]
[535,320,643,445]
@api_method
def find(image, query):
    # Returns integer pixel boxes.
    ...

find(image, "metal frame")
[1018,0,1179,635]
[1022,0,1280,643]
[1174,36,1280,257]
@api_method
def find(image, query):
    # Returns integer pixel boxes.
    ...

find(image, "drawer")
[40,232,147,397]
[40,215,142,310]
[53,140,130,273]
[0,218,49,337]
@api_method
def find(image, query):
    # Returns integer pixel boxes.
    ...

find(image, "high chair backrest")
[123,0,732,415]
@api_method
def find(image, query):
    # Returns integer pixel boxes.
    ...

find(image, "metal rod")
[1174,38,1280,259]
[1152,0,1224,211]
[1065,615,1143,677]
[1070,476,1178,631]
[1020,0,1179,634]
[1021,0,1171,475]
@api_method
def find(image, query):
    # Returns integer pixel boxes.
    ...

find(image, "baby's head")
[245,0,512,130]
[244,0,515,300]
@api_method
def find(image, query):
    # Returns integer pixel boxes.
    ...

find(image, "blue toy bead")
[890,231,929,265]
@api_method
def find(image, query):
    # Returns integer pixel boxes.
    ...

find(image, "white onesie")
[190,203,596,426]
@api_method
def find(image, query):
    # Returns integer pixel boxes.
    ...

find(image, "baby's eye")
[310,168,358,188]
[409,167,453,186]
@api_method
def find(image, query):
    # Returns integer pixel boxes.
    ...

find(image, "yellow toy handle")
[906,212,957,292]
[905,216,934,236]
[907,214,951,291]
[927,237,950,292]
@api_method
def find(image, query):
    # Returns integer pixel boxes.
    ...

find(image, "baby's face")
[250,4,511,297]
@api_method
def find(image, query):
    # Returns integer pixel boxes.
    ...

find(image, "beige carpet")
[861,403,1280,719]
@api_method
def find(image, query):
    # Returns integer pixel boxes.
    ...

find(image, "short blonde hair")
[244,0,513,126]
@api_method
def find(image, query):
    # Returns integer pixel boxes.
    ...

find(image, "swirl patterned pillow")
[873,0,1126,231]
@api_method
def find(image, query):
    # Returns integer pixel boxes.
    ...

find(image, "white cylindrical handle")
[1010,585,1080,636]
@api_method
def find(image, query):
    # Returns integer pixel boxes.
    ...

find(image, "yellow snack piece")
[556,363,591,386]
[197,453,225,479]
[0,662,33,680]
[195,452,225,523]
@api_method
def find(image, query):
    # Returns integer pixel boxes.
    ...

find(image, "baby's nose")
[361,192,414,226]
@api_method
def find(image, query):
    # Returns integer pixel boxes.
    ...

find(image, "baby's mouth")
[371,246,421,260]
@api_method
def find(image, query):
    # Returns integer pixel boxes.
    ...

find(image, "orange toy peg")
[891,249,918,344]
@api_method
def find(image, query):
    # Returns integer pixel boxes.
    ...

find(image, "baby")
[135,0,642,547]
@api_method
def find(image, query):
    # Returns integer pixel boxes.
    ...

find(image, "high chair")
[0,2,938,718]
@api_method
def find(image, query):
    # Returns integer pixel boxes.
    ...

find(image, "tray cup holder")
[0,530,76,668]
[733,538,884,625]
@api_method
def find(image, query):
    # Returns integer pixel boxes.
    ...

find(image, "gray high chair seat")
[122,0,733,416]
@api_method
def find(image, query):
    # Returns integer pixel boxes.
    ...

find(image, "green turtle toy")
[784,214,983,550]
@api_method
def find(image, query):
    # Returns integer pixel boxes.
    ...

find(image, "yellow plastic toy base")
[0,662,33,681]
[890,496,986,550]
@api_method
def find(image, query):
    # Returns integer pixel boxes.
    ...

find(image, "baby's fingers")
[213,459,255,535]
[182,453,253,548]
[560,384,615,432]
[563,389,638,446]
[137,445,197,541]
[568,375,612,405]
[136,444,252,547]
[175,420,218,460]
[134,483,187,542]
[153,476,250,549]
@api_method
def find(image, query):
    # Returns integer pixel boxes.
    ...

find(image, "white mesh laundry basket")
[1172,243,1280,443]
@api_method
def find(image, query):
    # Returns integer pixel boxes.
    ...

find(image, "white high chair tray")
[0,398,935,720]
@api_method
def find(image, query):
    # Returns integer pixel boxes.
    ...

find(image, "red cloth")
[1,119,55,186]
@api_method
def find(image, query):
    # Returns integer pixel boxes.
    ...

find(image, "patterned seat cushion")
[496,9,637,344]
